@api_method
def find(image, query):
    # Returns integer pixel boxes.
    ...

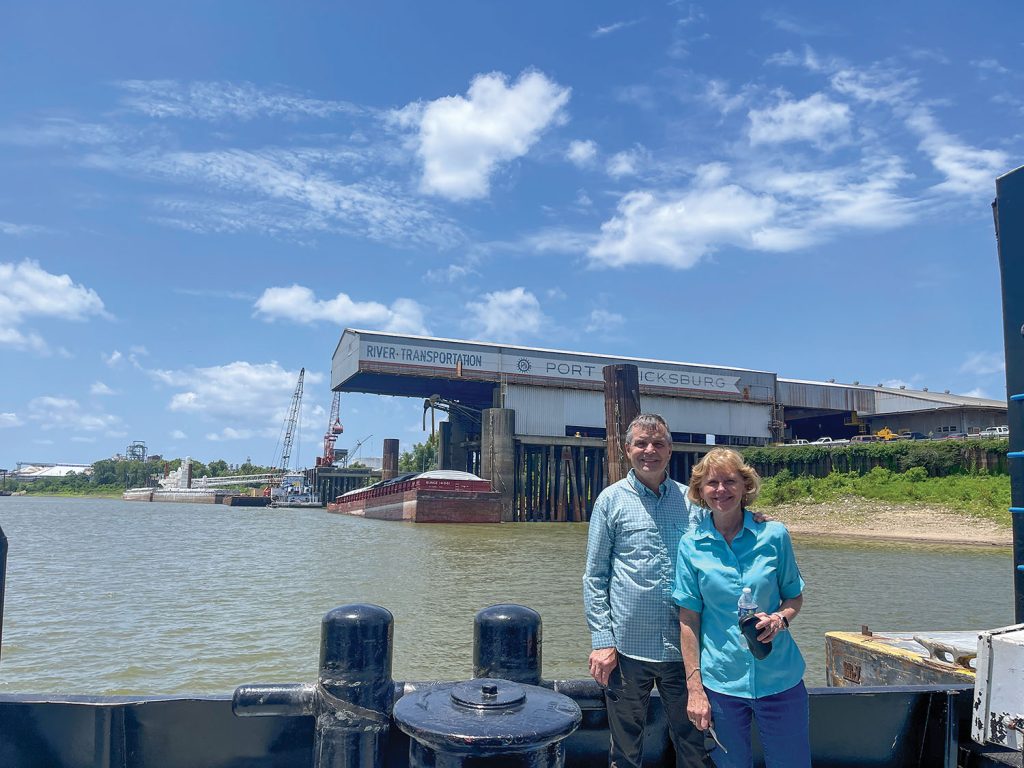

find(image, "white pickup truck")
[978,425,1009,438]
[812,436,850,445]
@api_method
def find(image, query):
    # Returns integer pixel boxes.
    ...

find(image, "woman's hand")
[754,611,786,643]
[687,686,712,732]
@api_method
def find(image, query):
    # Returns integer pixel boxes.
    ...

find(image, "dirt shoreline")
[766,499,1012,548]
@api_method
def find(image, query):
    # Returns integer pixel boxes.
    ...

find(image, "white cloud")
[117,80,363,121]
[585,309,625,333]
[27,396,122,433]
[170,429,187,440]
[959,352,1005,376]
[960,387,990,399]
[0,260,108,353]
[748,155,919,246]
[829,65,916,105]
[0,412,22,428]
[592,18,642,38]
[607,149,644,178]
[104,350,123,367]
[0,118,121,147]
[90,149,463,248]
[90,382,116,396]
[0,221,45,237]
[904,108,1008,195]
[704,80,748,115]
[206,427,258,442]
[152,362,325,445]
[395,70,570,201]
[254,285,430,335]
[588,172,777,268]
[748,93,851,147]
[425,263,478,283]
[466,288,545,342]
[567,140,598,167]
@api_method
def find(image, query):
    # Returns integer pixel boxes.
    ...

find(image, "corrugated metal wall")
[505,385,772,438]
[645,395,771,438]
[506,385,603,436]
[776,380,875,412]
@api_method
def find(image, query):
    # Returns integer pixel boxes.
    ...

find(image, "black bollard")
[394,677,581,768]
[233,603,394,768]
[474,604,542,685]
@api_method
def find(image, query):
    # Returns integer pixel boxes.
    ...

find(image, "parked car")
[940,432,968,439]
[979,425,1010,438]
[850,434,883,443]
[789,439,810,445]
[811,436,850,445]
[899,432,928,440]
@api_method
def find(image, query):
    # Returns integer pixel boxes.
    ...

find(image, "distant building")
[15,462,94,480]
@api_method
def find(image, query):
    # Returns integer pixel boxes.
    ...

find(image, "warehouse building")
[331,329,1006,520]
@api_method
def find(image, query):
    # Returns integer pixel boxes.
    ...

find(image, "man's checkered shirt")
[583,470,707,662]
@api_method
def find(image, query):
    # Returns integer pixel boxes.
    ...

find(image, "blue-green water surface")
[0,496,1013,695]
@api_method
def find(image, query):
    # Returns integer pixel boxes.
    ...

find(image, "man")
[583,413,709,768]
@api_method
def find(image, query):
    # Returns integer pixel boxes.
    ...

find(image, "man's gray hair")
[624,413,671,444]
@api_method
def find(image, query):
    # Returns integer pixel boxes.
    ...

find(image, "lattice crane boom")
[320,391,343,466]
[277,368,305,472]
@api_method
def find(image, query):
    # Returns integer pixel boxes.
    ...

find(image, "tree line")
[4,456,277,495]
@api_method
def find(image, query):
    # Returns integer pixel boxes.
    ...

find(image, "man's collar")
[627,468,669,497]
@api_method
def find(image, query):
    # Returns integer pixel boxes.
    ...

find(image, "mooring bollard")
[393,677,582,768]
[233,603,394,768]
[474,603,542,685]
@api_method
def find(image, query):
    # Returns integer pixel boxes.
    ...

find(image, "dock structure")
[331,330,1007,522]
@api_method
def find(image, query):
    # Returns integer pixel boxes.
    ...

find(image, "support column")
[482,409,516,521]
[382,439,400,480]
[603,364,641,486]
[437,422,452,471]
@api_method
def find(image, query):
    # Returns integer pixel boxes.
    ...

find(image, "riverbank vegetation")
[3,456,275,496]
[757,467,1011,524]
[741,438,1008,478]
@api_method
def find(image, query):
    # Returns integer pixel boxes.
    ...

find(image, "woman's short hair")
[687,448,761,509]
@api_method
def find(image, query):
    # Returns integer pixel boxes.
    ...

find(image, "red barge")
[327,469,502,523]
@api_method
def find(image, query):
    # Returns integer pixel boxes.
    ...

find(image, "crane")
[342,434,372,467]
[317,391,344,467]
[274,368,305,472]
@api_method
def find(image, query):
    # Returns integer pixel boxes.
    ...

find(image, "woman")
[672,448,810,767]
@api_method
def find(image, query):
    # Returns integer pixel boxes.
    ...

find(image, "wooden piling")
[603,364,641,485]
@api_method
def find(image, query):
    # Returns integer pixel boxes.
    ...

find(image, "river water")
[0,495,1013,696]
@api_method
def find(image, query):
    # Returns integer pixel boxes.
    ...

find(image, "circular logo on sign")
[516,358,532,373]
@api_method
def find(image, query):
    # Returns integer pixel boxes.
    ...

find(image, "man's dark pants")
[606,654,709,768]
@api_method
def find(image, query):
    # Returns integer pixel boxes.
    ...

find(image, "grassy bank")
[758,467,1012,525]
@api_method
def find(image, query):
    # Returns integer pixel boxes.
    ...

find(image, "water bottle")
[737,587,772,660]
[737,587,758,620]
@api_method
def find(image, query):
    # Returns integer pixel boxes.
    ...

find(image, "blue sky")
[0,1,1020,472]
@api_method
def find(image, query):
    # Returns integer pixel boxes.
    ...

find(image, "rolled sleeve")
[777,528,805,600]
[671,538,703,613]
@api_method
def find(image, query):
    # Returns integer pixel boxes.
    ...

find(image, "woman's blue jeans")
[705,681,811,767]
